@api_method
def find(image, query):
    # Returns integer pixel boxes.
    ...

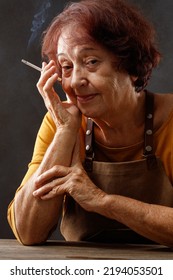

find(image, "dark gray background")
[0,0,173,240]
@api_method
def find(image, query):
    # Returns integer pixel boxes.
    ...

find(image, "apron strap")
[143,90,157,169]
[143,90,154,156]
[84,118,94,172]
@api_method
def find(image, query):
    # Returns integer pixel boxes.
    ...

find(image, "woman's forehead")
[57,25,95,51]
[57,32,98,55]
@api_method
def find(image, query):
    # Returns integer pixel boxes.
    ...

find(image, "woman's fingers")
[36,60,81,129]
[43,72,59,94]
[35,165,70,187]
[37,61,59,97]
[35,165,105,214]
[37,60,68,125]
[40,184,65,200]
[33,177,66,198]
[33,179,57,197]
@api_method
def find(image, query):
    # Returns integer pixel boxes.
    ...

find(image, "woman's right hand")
[37,60,81,131]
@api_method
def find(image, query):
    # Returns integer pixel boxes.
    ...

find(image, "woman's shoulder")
[154,93,173,132]
[154,92,173,110]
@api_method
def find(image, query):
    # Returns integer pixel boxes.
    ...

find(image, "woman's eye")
[87,59,98,65]
[86,59,99,69]
[61,64,73,75]
[62,65,72,70]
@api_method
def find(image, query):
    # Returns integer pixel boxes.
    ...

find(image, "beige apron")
[61,91,173,243]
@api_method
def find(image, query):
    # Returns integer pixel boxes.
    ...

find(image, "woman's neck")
[92,91,146,148]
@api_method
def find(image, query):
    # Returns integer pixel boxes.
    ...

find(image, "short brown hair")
[42,0,161,91]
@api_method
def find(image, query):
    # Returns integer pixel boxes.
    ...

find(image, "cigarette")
[21,59,62,82]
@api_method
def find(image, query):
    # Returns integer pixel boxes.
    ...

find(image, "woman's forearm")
[14,128,77,245]
[99,194,173,246]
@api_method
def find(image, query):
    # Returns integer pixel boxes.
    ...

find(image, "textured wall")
[0,0,173,239]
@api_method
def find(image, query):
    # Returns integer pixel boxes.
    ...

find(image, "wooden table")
[0,239,173,259]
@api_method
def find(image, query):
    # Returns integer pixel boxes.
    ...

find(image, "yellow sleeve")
[7,112,56,241]
[21,112,56,186]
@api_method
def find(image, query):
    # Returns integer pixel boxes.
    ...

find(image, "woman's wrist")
[55,124,79,138]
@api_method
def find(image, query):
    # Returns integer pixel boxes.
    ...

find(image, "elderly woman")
[8,0,173,246]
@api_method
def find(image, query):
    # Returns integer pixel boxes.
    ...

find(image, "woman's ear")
[130,75,139,90]
[130,75,138,83]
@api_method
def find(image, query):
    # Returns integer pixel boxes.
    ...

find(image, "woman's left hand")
[33,162,105,213]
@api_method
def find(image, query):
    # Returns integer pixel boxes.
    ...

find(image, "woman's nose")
[70,67,88,89]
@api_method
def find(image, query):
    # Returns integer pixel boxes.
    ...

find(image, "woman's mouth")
[76,94,98,104]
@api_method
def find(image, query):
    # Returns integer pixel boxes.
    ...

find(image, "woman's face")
[57,27,134,119]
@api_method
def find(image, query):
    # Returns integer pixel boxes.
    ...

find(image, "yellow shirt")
[7,109,173,240]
